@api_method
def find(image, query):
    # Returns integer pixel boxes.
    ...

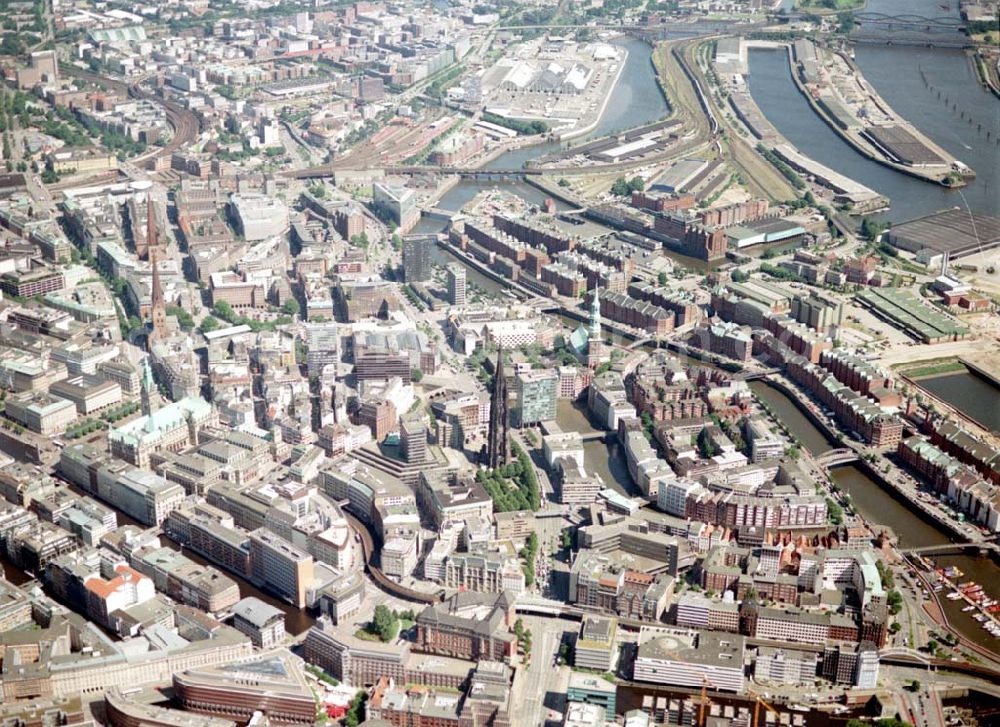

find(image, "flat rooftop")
[865,124,944,166]
[887,208,1000,257]
[637,628,745,666]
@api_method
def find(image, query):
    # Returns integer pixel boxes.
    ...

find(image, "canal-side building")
[898,435,1000,532]
[231,597,287,648]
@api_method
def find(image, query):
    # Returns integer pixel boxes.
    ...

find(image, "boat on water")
[943,566,964,579]
[958,581,975,589]
[962,605,976,612]
[946,592,965,600]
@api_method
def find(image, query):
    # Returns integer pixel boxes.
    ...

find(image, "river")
[746,0,998,223]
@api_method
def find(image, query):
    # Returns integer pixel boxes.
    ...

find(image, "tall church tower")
[148,247,168,344]
[486,347,509,468]
[146,194,157,258]
[586,287,606,368]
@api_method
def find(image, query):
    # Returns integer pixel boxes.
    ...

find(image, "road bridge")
[287,164,542,180]
[850,34,972,48]
[814,448,861,468]
[880,651,1000,682]
[627,337,656,350]
[739,368,781,381]
[579,431,612,443]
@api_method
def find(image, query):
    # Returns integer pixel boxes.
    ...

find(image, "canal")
[745,0,998,223]
[159,535,316,636]
[556,399,634,498]
[421,34,675,222]
[748,380,834,456]
[747,380,999,653]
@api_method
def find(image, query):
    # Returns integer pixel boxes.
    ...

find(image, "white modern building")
[633,629,745,693]
[228,194,289,241]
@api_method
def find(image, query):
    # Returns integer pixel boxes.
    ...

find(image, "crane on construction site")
[747,688,782,727]
[698,676,716,727]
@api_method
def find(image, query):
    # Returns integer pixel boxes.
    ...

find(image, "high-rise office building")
[400,414,427,464]
[402,235,433,283]
[373,183,417,230]
[446,264,467,306]
[306,322,339,381]
[513,369,557,428]
[248,528,314,608]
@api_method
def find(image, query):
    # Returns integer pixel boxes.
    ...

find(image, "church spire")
[140,356,158,418]
[149,247,167,343]
[589,286,601,340]
[146,194,157,258]
[486,346,509,469]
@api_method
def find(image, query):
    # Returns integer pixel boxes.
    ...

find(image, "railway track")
[343,511,442,605]
[59,66,200,161]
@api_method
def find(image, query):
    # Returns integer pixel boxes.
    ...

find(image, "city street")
[510,615,574,726]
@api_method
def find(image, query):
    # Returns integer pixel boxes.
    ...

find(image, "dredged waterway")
[915,370,1000,434]
[414,34,675,231]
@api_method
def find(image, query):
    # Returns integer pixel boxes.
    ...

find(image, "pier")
[786,40,971,186]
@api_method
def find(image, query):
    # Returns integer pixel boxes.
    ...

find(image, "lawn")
[894,358,968,379]
[796,0,864,10]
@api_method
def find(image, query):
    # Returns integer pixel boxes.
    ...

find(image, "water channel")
[556,398,633,498]
[414,34,675,232]
[749,380,999,653]
[158,535,316,635]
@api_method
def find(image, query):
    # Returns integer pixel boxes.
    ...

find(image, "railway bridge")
[901,542,999,557]
[851,12,966,31]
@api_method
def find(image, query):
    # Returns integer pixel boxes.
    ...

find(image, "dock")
[960,354,1000,390]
